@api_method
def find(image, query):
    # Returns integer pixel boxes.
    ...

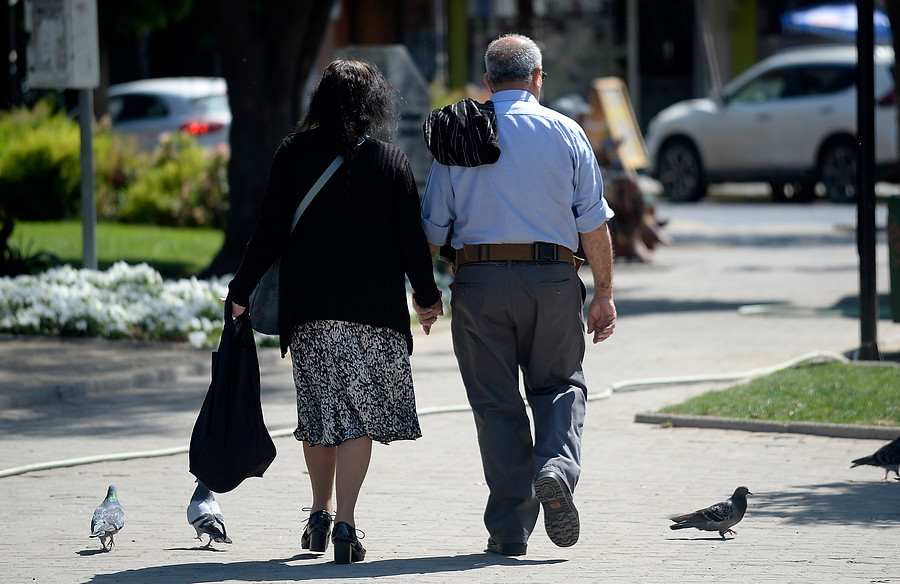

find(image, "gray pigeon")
[850,436,900,481]
[187,481,232,547]
[90,484,125,551]
[669,486,752,538]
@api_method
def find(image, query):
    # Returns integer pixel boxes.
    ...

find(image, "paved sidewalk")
[1,201,899,583]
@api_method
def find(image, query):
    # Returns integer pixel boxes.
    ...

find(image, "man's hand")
[586,296,616,343]
[412,292,444,335]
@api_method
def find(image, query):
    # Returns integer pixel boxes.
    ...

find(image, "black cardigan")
[228,129,441,356]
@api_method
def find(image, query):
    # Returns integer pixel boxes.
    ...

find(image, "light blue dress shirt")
[421,89,613,252]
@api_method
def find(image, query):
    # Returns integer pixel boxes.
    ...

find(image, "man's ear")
[483,73,493,93]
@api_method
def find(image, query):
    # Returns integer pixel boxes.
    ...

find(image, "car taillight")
[180,121,225,135]
[877,89,896,106]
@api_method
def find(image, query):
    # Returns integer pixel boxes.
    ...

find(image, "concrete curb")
[0,362,208,410]
[634,412,900,440]
[0,347,284,410]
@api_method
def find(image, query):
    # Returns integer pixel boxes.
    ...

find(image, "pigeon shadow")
[77,549,110,556]
[750,481,900,526]
[667,536,736,542]
[82,553,566,583]
[166,546,228,553]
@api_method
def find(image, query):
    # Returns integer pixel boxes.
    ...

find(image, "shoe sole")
[535,473,579,547]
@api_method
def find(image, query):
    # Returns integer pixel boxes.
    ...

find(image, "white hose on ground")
[0,351,851,479]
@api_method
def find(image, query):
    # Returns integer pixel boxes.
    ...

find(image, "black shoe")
[534,469,580,547]
[331,521,366,564]
[301,510,333,553]
[486,538,527,556]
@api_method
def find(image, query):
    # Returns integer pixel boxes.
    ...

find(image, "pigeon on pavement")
[850,436,900,482]
[90,484,125,551]
[187,481,232,547]
[669,486,752,538]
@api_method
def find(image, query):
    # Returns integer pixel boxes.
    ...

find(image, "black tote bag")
[189,299,277,493]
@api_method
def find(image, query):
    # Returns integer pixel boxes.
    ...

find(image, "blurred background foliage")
[0,99,229,229]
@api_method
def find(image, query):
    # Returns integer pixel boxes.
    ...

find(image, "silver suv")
[644,45,896,202]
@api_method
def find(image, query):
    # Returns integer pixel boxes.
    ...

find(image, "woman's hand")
[219,297,247,319]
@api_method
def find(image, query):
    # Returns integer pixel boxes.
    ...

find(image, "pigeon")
[850,436,900,482]
[90,484,125,551]
[669,486,752,538]
[187,481,232,547]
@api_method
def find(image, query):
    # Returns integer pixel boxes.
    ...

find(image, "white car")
[107,77,231,151]
[644,45,896,202]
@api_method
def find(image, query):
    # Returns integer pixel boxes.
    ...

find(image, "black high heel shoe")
[301,510,333,553]
[331,521,366,564]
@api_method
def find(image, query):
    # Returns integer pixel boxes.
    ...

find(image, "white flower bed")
[0,262,453,348]
[0,262,228,347]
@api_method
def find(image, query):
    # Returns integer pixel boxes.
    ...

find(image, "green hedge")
[0,100,229,228]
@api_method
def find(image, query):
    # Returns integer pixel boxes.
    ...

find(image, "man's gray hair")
[484,34,542,84]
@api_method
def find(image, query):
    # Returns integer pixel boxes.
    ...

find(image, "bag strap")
[289,136,366,234]
[290,154,343,234]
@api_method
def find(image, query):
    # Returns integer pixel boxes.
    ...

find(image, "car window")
[192,95,230,114]
[109,94,170,122]
[728,69,788,104]
[785,65,855,98]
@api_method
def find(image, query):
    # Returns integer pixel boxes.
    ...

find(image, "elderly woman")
[228,59,442,564]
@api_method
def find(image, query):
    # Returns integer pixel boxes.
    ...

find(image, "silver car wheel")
[658,140,706,202]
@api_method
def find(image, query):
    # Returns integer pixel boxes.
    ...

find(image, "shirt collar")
[489,89,538,103]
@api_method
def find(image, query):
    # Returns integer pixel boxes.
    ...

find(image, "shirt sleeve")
[420,161,455,247]
[571,128,615,234]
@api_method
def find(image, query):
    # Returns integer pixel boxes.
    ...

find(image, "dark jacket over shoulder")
[228,129,440,356]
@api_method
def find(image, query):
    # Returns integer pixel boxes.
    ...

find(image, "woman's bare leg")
[303,442,337,513]
[334,436,373,526]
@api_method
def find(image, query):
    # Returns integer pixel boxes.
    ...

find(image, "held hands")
[586,296,616,344]
[412,291,444,335]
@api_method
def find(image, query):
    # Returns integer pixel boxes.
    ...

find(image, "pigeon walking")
[669,486,752,538]
[850,436,900,482]
[90,484,125,551]
[187,481,232,547]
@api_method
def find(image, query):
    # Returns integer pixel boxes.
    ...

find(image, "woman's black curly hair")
[299,59,397,157]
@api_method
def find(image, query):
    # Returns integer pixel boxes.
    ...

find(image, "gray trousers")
[450,261,588,545]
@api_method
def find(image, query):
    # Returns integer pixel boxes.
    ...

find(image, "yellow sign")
[585,77,648,172]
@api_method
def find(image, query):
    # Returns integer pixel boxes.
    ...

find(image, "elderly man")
[419,34,617,556]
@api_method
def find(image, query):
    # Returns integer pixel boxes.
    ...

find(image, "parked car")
[644,45,896,203]
[107,77,231,151]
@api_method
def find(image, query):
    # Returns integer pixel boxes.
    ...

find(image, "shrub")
[119,133,229,228]
[0,101,82,220]
[0,102,229,229]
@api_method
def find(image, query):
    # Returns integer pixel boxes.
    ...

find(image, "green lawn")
[656,362,900,427]
[11,221,224,279]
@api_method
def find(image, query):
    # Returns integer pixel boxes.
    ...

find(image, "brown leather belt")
[454,242,578,268]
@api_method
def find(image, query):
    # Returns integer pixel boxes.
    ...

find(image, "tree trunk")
[201,0,335,277]
[886,2,900,182]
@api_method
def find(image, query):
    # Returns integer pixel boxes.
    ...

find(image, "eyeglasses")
[540,70,548,81]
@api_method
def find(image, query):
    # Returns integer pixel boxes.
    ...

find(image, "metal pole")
[856,0,879,360]
[78,88,97,270]
[626,0,640,124]
[6,0,19,106]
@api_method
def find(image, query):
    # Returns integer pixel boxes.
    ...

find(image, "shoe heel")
[333,541,351,564]
[309,530,328,553]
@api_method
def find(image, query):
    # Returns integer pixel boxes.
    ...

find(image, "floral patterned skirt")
[289,320,422,446]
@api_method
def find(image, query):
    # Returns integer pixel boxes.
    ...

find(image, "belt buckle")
[534,242,557,261]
